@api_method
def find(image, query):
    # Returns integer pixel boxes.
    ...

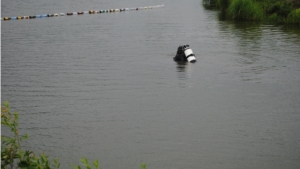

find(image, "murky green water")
[2,0,300,168]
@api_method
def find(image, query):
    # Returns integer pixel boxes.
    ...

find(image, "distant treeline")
[203,0,300,24]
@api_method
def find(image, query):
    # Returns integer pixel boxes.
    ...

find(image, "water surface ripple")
[2,0,300,169]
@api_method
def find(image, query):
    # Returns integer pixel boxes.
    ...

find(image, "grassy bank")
[203,0,300,24]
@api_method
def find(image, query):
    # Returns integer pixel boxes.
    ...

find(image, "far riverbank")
[203,0,300,24]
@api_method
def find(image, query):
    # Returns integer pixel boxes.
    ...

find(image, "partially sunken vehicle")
[173,44,196,63]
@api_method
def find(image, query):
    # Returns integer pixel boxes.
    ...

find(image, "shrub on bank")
[217,0,231,12]
[267,13,287,23]
[266,0,294,18]
[206,0,300,23]
[286,8,300,24]
[227,0,264,20]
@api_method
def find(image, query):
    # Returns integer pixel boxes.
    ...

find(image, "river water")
[1,0,300,169]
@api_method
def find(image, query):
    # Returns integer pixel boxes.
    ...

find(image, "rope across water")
[1,4,165,21]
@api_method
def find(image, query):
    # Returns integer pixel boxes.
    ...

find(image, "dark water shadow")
[176,62,188,72]
[174,61,195,88]
[175,61,189,81]
[218,12,226,21]
[280,24,300,38]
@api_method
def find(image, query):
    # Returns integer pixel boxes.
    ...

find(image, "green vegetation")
[140,163,147,169]
[227,0,264,20]
[217,0,230,12]
[286,8,300,24]
[70,158,99,169]
[1,101,147,169]
[1,101,61,169]
[203,0,300,24]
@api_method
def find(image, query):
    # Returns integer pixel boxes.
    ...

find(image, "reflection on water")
[233,22,263,65]
[217,20,300,82]
[176,62,188,72]
[175,62,195,88]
